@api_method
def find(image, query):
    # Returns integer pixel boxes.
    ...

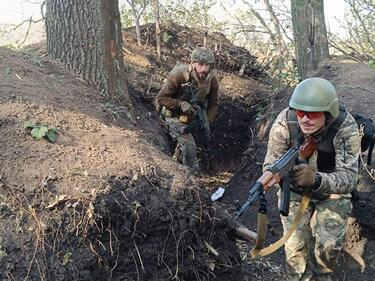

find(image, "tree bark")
[152,0,161,63]
[133,12,142,47]
[291,0,330,79]
[45,0,134,116]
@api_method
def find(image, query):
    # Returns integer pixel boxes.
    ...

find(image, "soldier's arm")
[314,115,360,194]
[206,75,219,123]
[156,66,187,110]
[263,108,290,172]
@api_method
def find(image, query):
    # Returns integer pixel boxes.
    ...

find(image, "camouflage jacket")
[155,64,219,123]
[264,108,360,196]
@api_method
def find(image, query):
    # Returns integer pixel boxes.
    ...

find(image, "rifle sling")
[250,193,311,259]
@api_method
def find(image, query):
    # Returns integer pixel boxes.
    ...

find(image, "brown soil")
[0,22,374,281]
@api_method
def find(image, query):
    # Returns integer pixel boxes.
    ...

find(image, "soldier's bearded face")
[296,111,326,135]
[193,62,210,79]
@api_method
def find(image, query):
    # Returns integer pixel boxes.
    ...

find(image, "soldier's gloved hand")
[180,101,195,114]
[292,164,315,187]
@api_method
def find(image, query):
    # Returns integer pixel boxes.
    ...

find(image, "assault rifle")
[235,138,316,219]
[181,82,212,164]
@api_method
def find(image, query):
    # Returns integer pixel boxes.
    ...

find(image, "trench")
[62,86,267,281]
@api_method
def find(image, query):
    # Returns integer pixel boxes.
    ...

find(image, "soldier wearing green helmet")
[289,77,339,118]
[263,77,360,281]
[190,46,215,65]
[155,46,219,174]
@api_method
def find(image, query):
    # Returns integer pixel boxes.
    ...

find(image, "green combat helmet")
[190,47,214,64]
[289,77,339,119]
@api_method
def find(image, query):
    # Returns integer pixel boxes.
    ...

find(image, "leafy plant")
[255,107,265,121]
[0,246,6,259]
[369,60,375,70]
[101,102,120,120]
[162,32,173,44]
[24,121,58,143]
[0,238,7,259]
[63,251,73,265]
[2,43,18,50]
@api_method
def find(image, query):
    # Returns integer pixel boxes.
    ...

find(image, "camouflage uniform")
[264,108,360,281]
[156,62,219,173]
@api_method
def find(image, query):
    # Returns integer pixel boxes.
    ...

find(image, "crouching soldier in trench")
[263,78,360,281]
[155,47,219,174]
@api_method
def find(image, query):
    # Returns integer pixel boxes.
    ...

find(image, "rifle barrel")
[235,182,264,218]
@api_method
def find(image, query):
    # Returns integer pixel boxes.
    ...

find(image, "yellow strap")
[250,194,311,259]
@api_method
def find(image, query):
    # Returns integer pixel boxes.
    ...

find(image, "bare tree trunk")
[129,0,142,47]
[152,0,161,63]
[134,15,142,47]
[45,0,134,117]
[291,0,330,79]
[127,0,147,47]
[203,0,208,47]
[262,0,289,54]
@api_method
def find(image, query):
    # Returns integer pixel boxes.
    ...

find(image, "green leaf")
[31,126,48,140]
[23,121,36,129]
[49,127,58,134]
[45,130,57,143]
[63,252,73,265]
[0,249,7,259]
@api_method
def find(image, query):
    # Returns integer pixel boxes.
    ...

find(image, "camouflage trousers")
[280,196,352,281]
[164,117,200,174]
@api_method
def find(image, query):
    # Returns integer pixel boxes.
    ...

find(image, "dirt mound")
[123,22,267,79]
[314,56,375,119]
[0,45,242,280]
[95,178,240,281]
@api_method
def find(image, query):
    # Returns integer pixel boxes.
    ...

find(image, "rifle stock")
[235,138,316,218]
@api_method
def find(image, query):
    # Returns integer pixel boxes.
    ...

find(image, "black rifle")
[181,82,212,164]
[235,138,316,219]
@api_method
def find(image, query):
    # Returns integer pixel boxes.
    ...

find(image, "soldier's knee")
[182,141,197,156]
[316,244,341,264]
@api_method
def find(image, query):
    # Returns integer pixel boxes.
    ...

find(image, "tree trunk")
[152,0,161,63]
[262,0,291,56]
[45,0,134,116]
[127,0,147,47]
[291,0,330,80]
[134,15,142,47]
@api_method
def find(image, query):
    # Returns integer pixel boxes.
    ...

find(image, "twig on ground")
[205,241,219,256]
[133,239,144,270]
